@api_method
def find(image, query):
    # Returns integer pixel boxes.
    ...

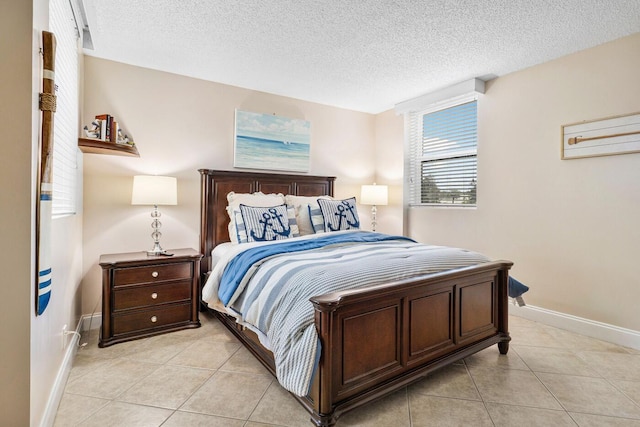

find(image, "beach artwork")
[234,110,311,172]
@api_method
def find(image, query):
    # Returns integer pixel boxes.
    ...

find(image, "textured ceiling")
[82,0,640,113]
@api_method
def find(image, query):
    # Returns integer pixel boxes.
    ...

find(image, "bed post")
[497,267,511,354]
[199,169,214,283]
[310,305,338,426]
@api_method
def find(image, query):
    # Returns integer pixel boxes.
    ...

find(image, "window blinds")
[408,98,478,206]
[49,0,79,215]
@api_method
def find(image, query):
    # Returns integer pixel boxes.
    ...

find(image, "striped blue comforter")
[202,231,490,396]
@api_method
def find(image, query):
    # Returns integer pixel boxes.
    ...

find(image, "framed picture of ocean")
[234,110,311,172]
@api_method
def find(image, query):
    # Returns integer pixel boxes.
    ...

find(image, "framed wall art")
[561,111,640,160]
[234,110,311,172]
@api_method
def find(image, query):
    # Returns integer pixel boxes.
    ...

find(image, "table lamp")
[360,183,388,232]
[131,175,177,255]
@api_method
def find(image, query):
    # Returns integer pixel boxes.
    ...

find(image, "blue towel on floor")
[508,276,529,298]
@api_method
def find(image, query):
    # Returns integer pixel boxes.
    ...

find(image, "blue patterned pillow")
[239,204,299,243]
[317,197,360,232]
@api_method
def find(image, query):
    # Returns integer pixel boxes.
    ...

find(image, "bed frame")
[199,169,512,426]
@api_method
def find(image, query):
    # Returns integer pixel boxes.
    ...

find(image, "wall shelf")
[78,138,139,157]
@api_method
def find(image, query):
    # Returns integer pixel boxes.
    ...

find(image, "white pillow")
[284,194,332,235]
[226,192,285,242]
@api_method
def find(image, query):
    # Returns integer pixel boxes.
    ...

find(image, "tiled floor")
[54,312,640,426]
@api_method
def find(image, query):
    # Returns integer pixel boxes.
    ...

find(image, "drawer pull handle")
[151,292,158,299]
[151,271,159,278]
[150,316,157,323]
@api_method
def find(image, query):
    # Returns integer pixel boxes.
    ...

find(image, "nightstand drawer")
[113,303,191,335]
[113,281,191,311]
[113,262,192,286]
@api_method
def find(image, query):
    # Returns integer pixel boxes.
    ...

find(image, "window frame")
[406,93,479,208]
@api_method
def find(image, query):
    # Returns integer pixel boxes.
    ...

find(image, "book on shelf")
[95,114,113,142]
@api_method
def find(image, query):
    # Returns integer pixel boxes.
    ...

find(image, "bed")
[199,169,512,426]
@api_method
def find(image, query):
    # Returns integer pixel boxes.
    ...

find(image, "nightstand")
[99,248,203,347]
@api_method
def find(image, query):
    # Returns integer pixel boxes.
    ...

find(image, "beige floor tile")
[469,366,562,409]
[570,412,640,426]
[338,388,410,427]
[543,327,633,353]
[578,351,640,381]
[537,373,640,419]
[76,334,153,359]
[64,358,160,399]
[162,410,245,426]
[169,312,237,341]
[509,325,566,348]
[77,401,172,427]
[192,314,240,343]
[508,315,542,329]
[612,380,640,405]
[117,364,213,409]
[409,394,493,427]
[220,346,273,375]
[249,382,312,426]
[513,345,600,377]
[180,370,273,419]
[55,312,640,426]
[245,422,288,427]
[408,364,480,400]
[53,393,109,426]
[168,338,241,369]
[66,354,117,383]
[123,334,196,364]
[464,345,530,371]
[485,402,577,426]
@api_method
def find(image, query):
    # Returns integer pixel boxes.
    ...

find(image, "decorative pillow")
[238,204,299,243]
[226,192,285,242]
[317,197,360,232]
[284,195,332,235]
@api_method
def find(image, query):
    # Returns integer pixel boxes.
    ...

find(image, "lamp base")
[146,241,168,256]
[147,250,170,256]
[370,205,378,232]
[146,205,170,256]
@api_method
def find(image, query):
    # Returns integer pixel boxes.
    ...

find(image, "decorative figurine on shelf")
[116,128,134,146]
[83,121,100,139]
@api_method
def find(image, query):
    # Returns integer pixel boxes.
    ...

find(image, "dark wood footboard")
[307,260,511,426]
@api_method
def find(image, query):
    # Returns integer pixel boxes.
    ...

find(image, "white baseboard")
[509,303,640,351]
[39,319,82,427]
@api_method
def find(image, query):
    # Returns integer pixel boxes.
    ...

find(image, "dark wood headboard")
[198,169,336,279]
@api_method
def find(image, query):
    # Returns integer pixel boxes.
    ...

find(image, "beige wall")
[404,33,640,331]
[81,57,378,313]
[0,1,85,425]
[373,109,404,235]
[0,1,35,424]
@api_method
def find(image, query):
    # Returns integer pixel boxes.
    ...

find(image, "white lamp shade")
[131,175,178,206]
[360,184,388,206]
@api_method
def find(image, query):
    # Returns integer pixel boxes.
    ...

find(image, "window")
[49,0,79,215]
[407,95,478,206]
